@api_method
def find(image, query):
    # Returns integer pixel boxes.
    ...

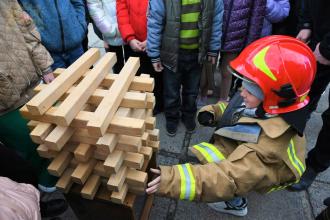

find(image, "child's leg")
[219,52,238,101]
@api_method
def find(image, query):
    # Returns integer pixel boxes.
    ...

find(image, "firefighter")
[146,35,317,217]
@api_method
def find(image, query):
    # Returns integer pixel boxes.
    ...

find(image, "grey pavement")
[50,26,330,220]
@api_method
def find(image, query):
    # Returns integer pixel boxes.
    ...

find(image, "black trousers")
[306,63,330,173]
[105,45,125,74]
[0,143,38,187]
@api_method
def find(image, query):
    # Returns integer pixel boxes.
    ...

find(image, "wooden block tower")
[21,48,160,204]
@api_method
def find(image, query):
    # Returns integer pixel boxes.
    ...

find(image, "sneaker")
[287,166,318,191]
[40,199,68,218]
[166,122,178,137]
[182,117,196,134]
[208,198,248,217]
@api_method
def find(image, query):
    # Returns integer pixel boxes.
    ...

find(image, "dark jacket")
[222,0,266,52]
[19,0,87,53]
[147,0,223,72]
[299,0,330,60]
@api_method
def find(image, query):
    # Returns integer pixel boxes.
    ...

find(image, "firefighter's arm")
[197,101,228,127]
[151,146,268,202]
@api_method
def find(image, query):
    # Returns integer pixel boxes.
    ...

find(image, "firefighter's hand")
[146,168,161,194]
[198,111,215,126]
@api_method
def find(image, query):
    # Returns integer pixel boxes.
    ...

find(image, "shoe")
[208,198,248,217]
[182,117,196,134]
[166,122,178,137]
[287,166,318,191]
[38,184,57,193]
[40,199,68,218]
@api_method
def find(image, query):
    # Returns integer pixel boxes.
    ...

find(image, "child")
[147,0,223,136]
[146,36,317,216]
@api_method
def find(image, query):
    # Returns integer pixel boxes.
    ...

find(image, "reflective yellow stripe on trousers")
[287,139,305,177]
[192,142,226,163]
[268,139,305,193]
[177,163,196,201]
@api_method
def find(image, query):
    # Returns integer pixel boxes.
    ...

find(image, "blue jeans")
[50,45,84,69]
[163,51,201,126]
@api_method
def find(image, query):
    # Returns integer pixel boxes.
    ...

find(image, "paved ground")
[46,26,330,220]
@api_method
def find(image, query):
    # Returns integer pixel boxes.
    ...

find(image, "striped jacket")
[157,102,306,201]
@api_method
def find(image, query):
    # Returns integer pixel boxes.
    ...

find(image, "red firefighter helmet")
[230,35,317,114]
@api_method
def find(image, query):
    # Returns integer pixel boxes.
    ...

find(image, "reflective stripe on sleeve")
[287,139,305,177]
[192,142,226,163]
[177,164,196,201]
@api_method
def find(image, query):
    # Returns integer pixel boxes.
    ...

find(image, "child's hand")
[152,61,164,72]
[146,168,161,194]
[129,39,143,52]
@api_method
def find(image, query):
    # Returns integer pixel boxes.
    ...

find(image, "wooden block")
[47,151,73,176]
[87,57,140,136]
[26,48,100,115]
[107,166,128,192]
[124,152,144,170]
[56,168,74,193]
[20,106,145,137]
[93,149,108,160]
[96,133,118,154]
[146,109,153,117]
[126,169,147,187]
[117,135,142,152]
[54,68,154,92]
[81,174,101,200]
[30,122,54,144]
[71,159,97,184]
[62,143,78,153]
[139,74,150,78]
[145,117,156,130]
[35,84,148,109]
[140,146,153,161]
[45,126,75,151]
[115,107,131,117]
[146,93,155,109]
[108,116,145,137]
[37,144,58,158]
[54,53,117,126]
[110,183,128,204]
[128,185,145,195]
[141,132,149,146]
[27,120,39,131]
[131,109,146,119]
[147,140,160,152]
[148,129,159,141]
[103,150,124,173]
[74,143,95,162]
[94,161,112,177]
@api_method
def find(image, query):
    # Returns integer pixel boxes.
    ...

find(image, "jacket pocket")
[227,146,254,162]
[0,72,21,110]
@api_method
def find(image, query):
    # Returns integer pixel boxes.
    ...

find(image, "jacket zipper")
[54,0,65,52]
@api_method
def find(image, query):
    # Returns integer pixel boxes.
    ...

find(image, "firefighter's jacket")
[157,102,306,202]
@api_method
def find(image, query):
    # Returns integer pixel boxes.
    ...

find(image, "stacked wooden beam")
[21,48,160,204]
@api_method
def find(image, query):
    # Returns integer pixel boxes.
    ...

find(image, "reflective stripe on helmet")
[192,142,226,163]
[177,164,196,201]
[253,46,277,81]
